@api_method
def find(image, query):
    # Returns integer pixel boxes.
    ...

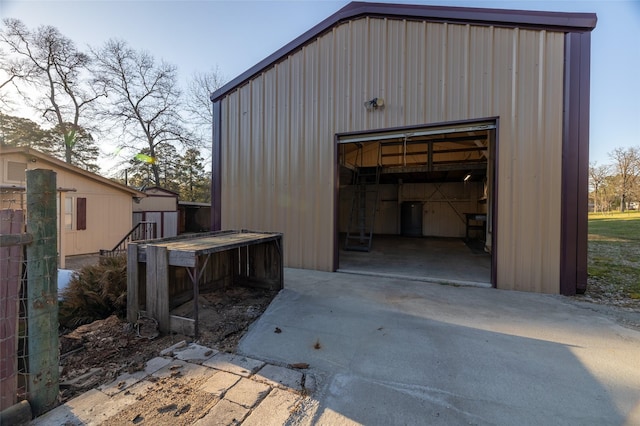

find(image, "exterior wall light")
[364,97,384,110]
[464,172,472,182]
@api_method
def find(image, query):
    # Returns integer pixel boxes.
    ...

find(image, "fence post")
[25,169,59,416]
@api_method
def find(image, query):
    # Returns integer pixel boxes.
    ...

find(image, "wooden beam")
[0,233,32,247]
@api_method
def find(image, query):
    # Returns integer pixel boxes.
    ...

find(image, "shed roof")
[1,146,146,198]
[210,1,597,102]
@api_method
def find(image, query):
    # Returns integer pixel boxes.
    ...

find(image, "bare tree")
[0,18,103,165]
[589,162,610,213]
[184,68,225,162]
[609,147,640,212]
[91,39,195,186]
[186,68,224,127]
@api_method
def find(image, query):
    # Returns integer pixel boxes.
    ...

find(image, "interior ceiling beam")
[432,146,487,154]
[338,122,496,144]
[379,134,488,146]
[382,162,487,174]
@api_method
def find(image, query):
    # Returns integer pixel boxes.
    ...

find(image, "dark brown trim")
[560,32,591,296]
[333,133,340,272]
[490,122,499,288]
[211,101,222,231]
[211,2,596,102]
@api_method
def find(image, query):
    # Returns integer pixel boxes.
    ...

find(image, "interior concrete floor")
[338,234,492,287]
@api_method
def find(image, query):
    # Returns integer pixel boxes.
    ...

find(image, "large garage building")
[210,2,597,295]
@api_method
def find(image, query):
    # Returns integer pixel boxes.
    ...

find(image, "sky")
[1,0,639,169]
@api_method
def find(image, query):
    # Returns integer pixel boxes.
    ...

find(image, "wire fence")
[0,208,27,411]
[1,169,60,417]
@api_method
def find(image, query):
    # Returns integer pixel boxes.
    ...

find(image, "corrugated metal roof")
[210,1,596,102]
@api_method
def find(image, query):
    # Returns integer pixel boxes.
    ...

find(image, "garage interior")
[337,122,495,286]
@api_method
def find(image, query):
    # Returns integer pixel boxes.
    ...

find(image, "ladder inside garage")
[344,162,381,252]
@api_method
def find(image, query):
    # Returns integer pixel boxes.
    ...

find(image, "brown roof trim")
[211,1,596,102]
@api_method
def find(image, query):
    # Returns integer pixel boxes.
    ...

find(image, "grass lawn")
[588,211,640,300]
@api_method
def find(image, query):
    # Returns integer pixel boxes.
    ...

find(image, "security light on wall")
[463,172,472,182]
[364,97,384,110]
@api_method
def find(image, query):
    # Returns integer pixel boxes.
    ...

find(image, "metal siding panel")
[289,52,305,267]
[250,78,263,229]
[239,84,252,227]
[425,23,445,123]
[263,68,278,232]
[350,19,368,132]
[334,24,351,133]
[468,26,494,118]
[383,19,404,128]
[445,24,470,120]
[405,21,427,125]
[304,42,320,269]
[275,61,292,266]
[492,28,564,293]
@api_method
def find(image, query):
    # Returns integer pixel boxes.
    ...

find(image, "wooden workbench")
[127,230,283,337]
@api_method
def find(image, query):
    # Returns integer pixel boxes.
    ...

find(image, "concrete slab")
[192,399,248,425]
[30,389,110,425]
[242,388,302,426]
[97,357,171,396]
[199,371,242,396]
[254,364,304,392]
[224,378,271,408]
[173,343,218,363]
[152,360,213,381]
[202,352,265,377]
[238,268,640,425]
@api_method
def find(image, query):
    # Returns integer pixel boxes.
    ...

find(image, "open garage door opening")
[336,120,496,287]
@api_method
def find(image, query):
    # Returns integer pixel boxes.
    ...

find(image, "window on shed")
[65,197,73,230]
[77,197,87,230]
[7,161,27,182]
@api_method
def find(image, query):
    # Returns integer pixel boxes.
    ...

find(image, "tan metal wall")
[219,17,565,293]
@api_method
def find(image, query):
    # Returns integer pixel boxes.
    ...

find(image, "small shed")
[0,146,145,267]
[209,2,597,295]
[134,186,179,238]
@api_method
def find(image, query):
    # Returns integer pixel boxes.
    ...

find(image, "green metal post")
[25,169,59,416]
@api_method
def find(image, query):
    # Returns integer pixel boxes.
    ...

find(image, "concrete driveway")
[238,269,640,425]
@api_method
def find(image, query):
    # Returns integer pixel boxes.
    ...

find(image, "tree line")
[590,147,640,213]
[0,18,223,202]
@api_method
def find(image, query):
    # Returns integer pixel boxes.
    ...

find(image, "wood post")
[127,243,139,323]
[146,245,169,333]
[25,169,59,416]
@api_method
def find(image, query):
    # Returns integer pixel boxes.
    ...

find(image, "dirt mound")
[58,286,277,403]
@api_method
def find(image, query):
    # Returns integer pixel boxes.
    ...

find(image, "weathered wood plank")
[146,245,170,334]
[0,233,32,247]
[246,240,283,290]
[126,244,139,323]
